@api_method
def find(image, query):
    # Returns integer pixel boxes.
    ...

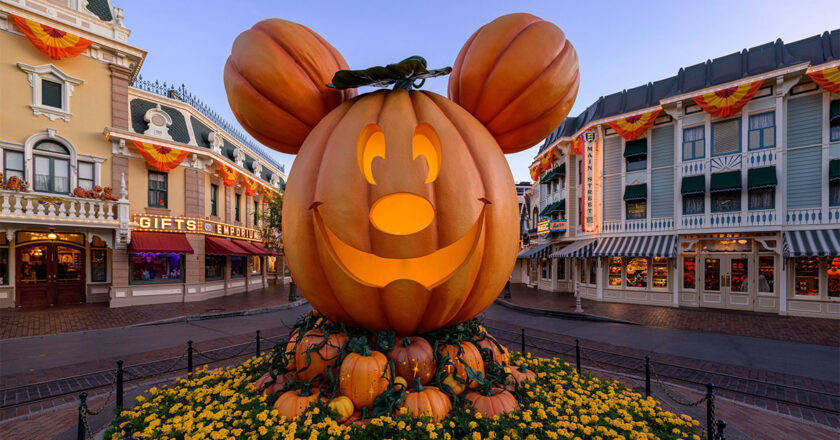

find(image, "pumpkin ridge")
[225,58,314,133]
[448,29,479,104]
[306,29,355,102]
[493,73,580,139]
[252,23,332,111]
[466,18,542,113]
[482,38,574,128]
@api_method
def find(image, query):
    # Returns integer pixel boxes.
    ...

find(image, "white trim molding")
[17,63,83,122]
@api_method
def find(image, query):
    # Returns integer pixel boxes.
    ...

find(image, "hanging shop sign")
[582,129,598,232]
[549,219,567,233]
[133,214,262,241]
[537,216,551,239]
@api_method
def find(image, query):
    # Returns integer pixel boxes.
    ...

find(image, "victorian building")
[522,30,840,319]
[0,0,285,308]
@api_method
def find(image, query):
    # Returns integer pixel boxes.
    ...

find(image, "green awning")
[539,202,558,216]
[831,160,840,181]
[710,170,742,193]
[624,184,647,201]
[556,163,566,175]
[624,139,647,158]
[747,166,777,189]
[539,201,566,216]
[681,175,705,195]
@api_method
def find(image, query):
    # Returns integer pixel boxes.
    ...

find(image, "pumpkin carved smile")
[311,199,489,289]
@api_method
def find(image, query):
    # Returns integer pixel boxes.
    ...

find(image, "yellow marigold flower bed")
[107,353,701,439]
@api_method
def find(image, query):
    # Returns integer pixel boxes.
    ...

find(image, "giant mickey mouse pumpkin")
[226,13,578,420]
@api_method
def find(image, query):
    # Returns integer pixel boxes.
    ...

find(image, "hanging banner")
[530,166,540,181]
[219,164,238,187]
[807,65,840,94]
[132,140,189,172]
[539,148,555,171]
[692,80,763,118]
[12,14,91,60]
[243,176,259,196]
[571,134,583,156]
[608,108,661,141]
[581,130,598,232]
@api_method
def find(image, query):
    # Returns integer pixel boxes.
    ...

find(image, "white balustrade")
[0,190,123,226]
[786,208,822,225]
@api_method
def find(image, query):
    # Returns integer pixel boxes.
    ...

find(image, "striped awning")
[549,239,597,258]
[516,243,552,259]
[783,230,840,257]
[592,235,678,258]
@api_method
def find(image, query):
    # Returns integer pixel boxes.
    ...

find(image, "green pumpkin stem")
[403,337,411,347]
[413,377,424,392]
[519,364,527,373]
[298,388,312,397]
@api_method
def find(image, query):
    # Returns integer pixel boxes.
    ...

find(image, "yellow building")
[0,0,285,308]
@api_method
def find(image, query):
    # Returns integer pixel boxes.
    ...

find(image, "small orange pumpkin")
[399,378,452,421]
[510,364,536,383]
[476,337,510,365]
[387,336,436,385]
[339,346,390,409]
[274,387,323,419]
[439,341,484,383]
[448,13,580,153]
[393,376,408,391]
[442,374,466,395]
[465,388,519,416]
[327,396,354,422]
[294,329,347,381]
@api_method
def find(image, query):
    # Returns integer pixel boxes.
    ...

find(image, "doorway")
[16,242,85,307]
[699,254,753,310]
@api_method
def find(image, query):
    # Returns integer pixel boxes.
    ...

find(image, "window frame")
[711,190,741,213]
[235,193,241,222]
[77,161,95,190]
[793,256,820,298]
[0,245,8,285]
[624,257,649,289]
[253,200,259,226]
[830,99,840,142]
[830,180,840,207]
[33,153,70,194]
[205,254,226,281]
[626,200,647,219]
[625,155,647,172]
[682,193,705,215]
[682,125,705,161]
[129,252,185,285]
[748,187,775,210]
[41,79,63,109]
[147,171,168,208]
[3,149,25,181]
[748,111,776,151]
[711,118,742,157]
[210,184,218,217]
[17,63,83,122]
[90,247,108,283]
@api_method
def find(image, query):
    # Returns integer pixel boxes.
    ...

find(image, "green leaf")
[328,55,452,90]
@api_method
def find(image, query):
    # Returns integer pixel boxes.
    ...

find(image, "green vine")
[327,56,452,90]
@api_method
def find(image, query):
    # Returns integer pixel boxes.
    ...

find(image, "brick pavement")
[505,283,840,346]
[0,283,297,339]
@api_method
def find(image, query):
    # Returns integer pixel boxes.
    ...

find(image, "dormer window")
[17,63,83,122]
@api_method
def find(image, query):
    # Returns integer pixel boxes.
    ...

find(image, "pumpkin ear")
[448,13,580,154]
[224,19,355,155]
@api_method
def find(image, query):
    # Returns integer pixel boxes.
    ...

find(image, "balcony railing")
[602,218,675,234]
[0,190,126,226]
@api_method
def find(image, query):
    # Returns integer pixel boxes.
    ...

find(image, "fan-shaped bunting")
[608,108,661,141]
[571,135,583,156]
[807,65,840,94]
[219,164,239,187]
[692,81,763,118]
[132,141,189,172]
[243,177,259,196]
[12,14,91,60]
[539,149,555,171]
[530,166,540,181]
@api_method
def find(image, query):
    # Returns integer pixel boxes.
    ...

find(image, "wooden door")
[16,243,85,307]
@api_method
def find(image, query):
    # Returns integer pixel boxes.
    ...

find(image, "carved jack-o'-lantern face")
[224,14,579,335]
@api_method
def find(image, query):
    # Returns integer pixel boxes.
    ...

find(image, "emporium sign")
[132,214,261,241]
[582,130,597,232]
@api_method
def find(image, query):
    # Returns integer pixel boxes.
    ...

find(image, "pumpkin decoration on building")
[6,176,21,191]
[226,12,578,421]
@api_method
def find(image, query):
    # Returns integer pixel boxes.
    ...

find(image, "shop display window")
[206,255,226,281]
[267,256,278,274]
[730,258,748,292]
[541,259,549,280]
[589,259,597,285]
[828,257,840,298]
[230,256,245,278]
[130,253,183,284]
[90,248,107,282]
[683,256,696,290]
[250,256,262,275]
[758,256,774,293]
[578,259,586,284]
[608,257,622,287]
[20,246,48,283]
[625,258,648,288]
[652,257,668,288]
[794,257,819,296]
[0,237,8,285]
[704,258,720,291]
[557,258,565,280]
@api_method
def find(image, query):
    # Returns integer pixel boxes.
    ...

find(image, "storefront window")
[704,258,720,291]
[794,257,819,296]
[205,255,226,281]
[557,258,565,280]
[578,259,586,284]
[130,253,183,284]
[250,256,262,275]
[589,259,597,285]
[541,259,548,279]
[608,257,622,287]
[827,257,840,298]
[758,256,774,293]
[683,256,696,290]
[0,236,8,285]
[730,258,748,292]
[267,256,278,274]
[652,257,668,288]
[231,256,244,278]
[625,258,648,288]
[91,248,107,282]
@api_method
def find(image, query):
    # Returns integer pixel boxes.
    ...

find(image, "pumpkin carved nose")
[369,193,434,235]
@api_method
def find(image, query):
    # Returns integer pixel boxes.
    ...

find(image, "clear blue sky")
[122,0,838,182]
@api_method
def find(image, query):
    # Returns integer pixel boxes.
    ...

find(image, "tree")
[259,191,283,254]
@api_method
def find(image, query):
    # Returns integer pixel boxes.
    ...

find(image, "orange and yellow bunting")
[539,148,555,171]
[219,164,239,187]
[571,135,583,156]
[243,176,259,196]
[608,108,661,141]
[807,65,840,94]
[12,14,91,60]
[132,140,189,172]
[530,166,541,181]
[692,80,763,118]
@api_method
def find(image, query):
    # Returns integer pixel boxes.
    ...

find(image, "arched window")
[33,141,70,194]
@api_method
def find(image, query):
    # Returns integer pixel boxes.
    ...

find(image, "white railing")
[0,190,124,225]
[602,218,675,234]
[786,208,822,225]
[744,209,779,227]
[743,149,777,168]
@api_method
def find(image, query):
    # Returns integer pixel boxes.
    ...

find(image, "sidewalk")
[502,283,840,346]
[0,283,302,340]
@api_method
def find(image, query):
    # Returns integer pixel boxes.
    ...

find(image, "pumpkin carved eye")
[412,123,441,184]
[357,123,385,185]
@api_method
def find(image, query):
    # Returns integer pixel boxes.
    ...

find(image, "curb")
[135,299,309,327]
[493,298,638,326]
